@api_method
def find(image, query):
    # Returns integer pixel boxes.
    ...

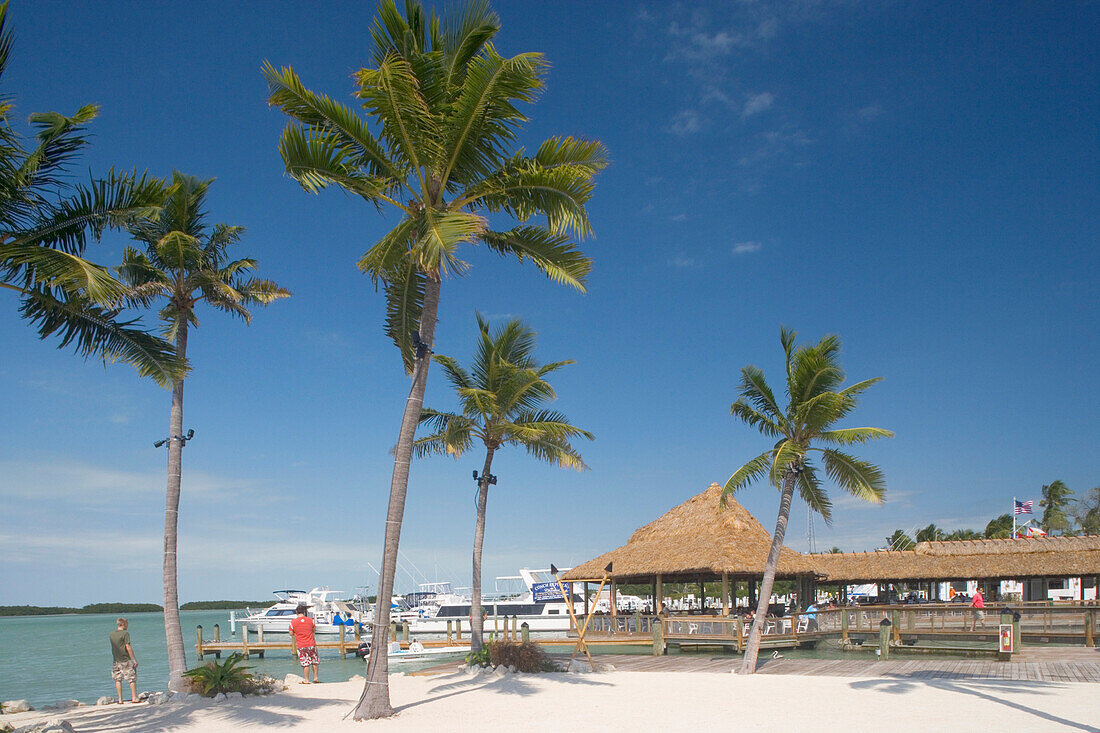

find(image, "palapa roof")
[563,482,1100,584]
[807,536,1100,582]
[563,483,807,583]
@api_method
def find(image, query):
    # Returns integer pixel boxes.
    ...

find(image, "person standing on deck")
[289,603,320,683]
[969,588,986,631]
[109,618,138,703]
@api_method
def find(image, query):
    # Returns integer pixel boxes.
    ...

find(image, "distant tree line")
[0,601,282,616]
[881,481,1099,549]
[0,603,163,616]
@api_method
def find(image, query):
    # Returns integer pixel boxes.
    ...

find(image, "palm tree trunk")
[354,276,441,720]
[739,467,797,674]
[470,447,496,653]
[163,323,188,691]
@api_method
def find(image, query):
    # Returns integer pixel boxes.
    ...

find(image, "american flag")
[1014,499,1033,515]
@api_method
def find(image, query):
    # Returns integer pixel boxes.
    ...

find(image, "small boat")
[230,587,370,635]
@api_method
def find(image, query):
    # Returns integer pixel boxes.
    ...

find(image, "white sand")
[5,670,1098,732]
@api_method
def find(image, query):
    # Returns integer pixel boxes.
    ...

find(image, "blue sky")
[1,1,1096,606]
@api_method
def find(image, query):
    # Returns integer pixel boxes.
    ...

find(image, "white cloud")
[668,256,697,268]
[666,110,703,136]
[0,458,269,504]
[742,92,775,117]
[732,241,762,255]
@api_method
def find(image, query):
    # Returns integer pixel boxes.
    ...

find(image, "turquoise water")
[0,610,398,708]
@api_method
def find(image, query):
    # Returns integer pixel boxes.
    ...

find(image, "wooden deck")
[416,647,1100,683]
[569,649,1100,683]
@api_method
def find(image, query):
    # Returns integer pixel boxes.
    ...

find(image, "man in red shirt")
[289,603,320,683]
[969,588,985,631]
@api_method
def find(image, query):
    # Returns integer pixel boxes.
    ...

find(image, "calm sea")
[0,610,386,708]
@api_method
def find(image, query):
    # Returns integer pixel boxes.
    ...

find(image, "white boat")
[391,581,470,622]
[230,587,370,635]
[355,640,469,663]
[405,568,585,635]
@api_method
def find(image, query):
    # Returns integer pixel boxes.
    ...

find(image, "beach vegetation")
[486,640,556,673]
[0,1,182,385]
[264,0,605,719]
[415,314,592,653]
[182,653,269,696]
[1069,487,1100,536]
[119,173,290,691]
[722,327,892,674]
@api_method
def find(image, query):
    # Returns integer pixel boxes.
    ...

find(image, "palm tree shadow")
[849,677,1096,732]
[396,671,612,713]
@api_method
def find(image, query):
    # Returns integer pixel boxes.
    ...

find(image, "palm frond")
[722,450,773,502]
[19,288,186,387]
[0,241,127,302]
[818,427,895,445]
[737,365,784,422]
[355,56,440,183]
[381,259,427,373]
[818,448,886,504]
[479,225,590,291]
[730,399,783,438]
[277,124,392,203]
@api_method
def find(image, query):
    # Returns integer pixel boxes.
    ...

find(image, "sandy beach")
[5,668,1098,733]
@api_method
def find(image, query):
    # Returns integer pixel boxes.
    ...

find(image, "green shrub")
[183,653,256,696]
[486,641,556,673]
[465,644,491,668]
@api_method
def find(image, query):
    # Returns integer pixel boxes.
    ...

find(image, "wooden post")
[339,625,346,659]
[197,625,204,661]
[521,622,530,643]
[1085,609,1095,647]
[611,579,618,628]
[354,622,361,643]
[878,618,891,660]
[652,617,664,656]
[457,617,463,642]
[402,622,409,643]
[749,580,757,608]
[721,573,730,616]
[242,625,250,659]
[734,616,743,652]
[214,624,220,642]
[256,625,264,658]
[892,610,901,643]
[656,574,663,615]
[446,620,453,644]
[841,610,849,643]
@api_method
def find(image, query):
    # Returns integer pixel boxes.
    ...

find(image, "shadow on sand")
[395,669,613,714]
[848,676,1096,732]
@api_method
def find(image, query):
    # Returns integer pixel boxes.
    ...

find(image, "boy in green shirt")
[109,618,138,703]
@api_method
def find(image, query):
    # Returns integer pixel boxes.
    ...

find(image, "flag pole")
[1013,497,1016,538]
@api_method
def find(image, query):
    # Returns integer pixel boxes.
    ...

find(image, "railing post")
[256,625,265,658]
[1085,608,1095,647]
[521,622,530,644]
[242,624,250,659]
[340,625,346,659]
[197,625,204,661]
[653,617,665,656]
[402,621,410,644]
[891,610,901,643]
[446,619,453,644]
[841,611,849,643]
[878,617,891,660]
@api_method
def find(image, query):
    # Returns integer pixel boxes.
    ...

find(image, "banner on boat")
[532,581,571,602]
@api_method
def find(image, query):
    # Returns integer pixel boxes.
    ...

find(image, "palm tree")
[886,529,916,550]
[1039,480,1074,535]
[0,1,181,385]
[722,328,892,674]
[414,314,592,652]
[945,528,981,541]
[118,173,289,691]
[985,513,1013,539]
[264,0,604,718]
[915,523,944,543]
[1070,487,1100,536]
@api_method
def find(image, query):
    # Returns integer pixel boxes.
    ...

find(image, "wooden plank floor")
[576,650,1100,683]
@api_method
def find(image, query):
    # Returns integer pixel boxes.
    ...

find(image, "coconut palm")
[985,513,1013,539]
[0,1,180,384]
[264,0,604,718]
[414,314,592,652]
[1039,480,1074,535]
[915,523,944,543]
[118,173,289,690]
[722,328,892,673]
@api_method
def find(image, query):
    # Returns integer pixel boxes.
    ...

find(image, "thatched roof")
[563,481,1100,584]
[563,483,806,583]
[806,536,1100,582]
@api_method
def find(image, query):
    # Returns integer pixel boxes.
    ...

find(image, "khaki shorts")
[972,609,985,623]
[112,660,136,683]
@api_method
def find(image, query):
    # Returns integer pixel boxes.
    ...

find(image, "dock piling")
[197,625,203,661]
[878,617,891,660]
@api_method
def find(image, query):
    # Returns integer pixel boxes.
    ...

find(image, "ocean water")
[0,610,415,708]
